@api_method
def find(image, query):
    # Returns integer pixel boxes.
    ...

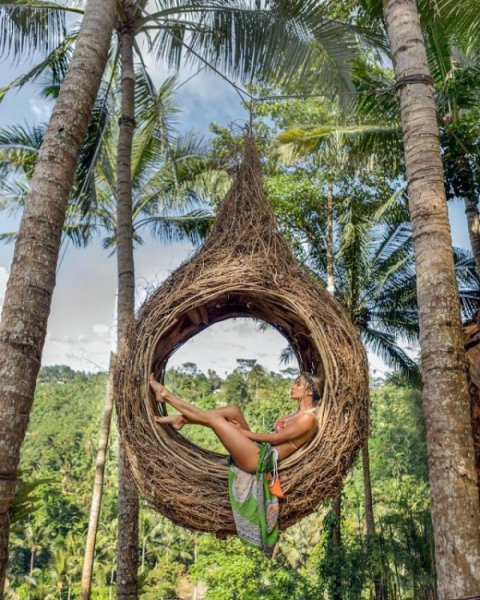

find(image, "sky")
[0,14,473,377]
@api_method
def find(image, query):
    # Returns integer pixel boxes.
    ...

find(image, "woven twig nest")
[116,136,369,536]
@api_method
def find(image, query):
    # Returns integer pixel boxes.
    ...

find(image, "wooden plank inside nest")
[186,305,209,326]
[152,318,203,364]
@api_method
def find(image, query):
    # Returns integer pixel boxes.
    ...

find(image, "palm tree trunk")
[383,1,480,597]
[116,9,139,599]
[362,440,386,599]
[327,184,335,294]
[326,203,342,599]
[463,314,480,495]
[80,352,117,600]
[0,1,115,592]
[331,491,342,600]
[29,549,34,579]
[110,566,115,600]
[362,441,376,538]
[464,196,480,271]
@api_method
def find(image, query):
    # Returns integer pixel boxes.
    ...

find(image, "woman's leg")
[210,405,250,431]
[149,376,258,472]
[153,406,249,432]
[208,415,259,473]
[149,375,250,430]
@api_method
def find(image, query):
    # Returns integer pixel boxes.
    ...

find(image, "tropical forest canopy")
[9,365,432,600]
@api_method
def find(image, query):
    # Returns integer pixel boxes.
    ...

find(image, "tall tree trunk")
[326,184,335,294]
[331,491,342,600]
[464,196,480,271]
[362,441,376,536]
[0,0,115,592]
[362,440,386,599]
[81,353,117,600]
[383,1,480,597]
[325,202,342,599]
[116,9,139,599]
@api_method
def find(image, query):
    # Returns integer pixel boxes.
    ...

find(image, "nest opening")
[160,313,307,455]
[152,291,324,389]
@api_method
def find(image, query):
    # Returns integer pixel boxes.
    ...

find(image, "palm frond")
[72,76,116,215]
[143,0,364,90]
[277,123,400,171]
[11,477,54,524]
[0,0,82,59]
[0,230,18,244]
[435,0,480,53]
[0,176,30,212]
[453,247,480,319]
[372,186,408,223]
[279,344,295,366]
[0,31,76,102]
[136,209,213,245]
[131,64,179,185]
[0,123,44,178]
[371,222,412,275]
[362,326,421,386]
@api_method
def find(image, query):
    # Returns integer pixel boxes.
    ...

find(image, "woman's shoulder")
[295,410,318,426]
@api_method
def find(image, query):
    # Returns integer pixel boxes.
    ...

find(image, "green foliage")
[6,365,435,599]
[11,478,53,524]
[190,536,313,600]
[36,365,79,383]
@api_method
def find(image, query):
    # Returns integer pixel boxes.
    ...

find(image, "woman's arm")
[239,413,316,445]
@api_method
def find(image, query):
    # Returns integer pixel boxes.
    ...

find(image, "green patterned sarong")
[228,442,280,558]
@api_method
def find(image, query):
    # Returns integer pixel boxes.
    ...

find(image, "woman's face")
[290,376,311,401]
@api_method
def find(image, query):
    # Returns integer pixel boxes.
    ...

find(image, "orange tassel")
[267,473,285,500]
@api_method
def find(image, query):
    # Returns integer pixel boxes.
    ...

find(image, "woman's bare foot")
[149,373,173,402]
[154,415,186,430]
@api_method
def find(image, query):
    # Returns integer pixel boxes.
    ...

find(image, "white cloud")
[167,318,294,375]
[42,323,115,372]
[92,323,110,336]
[29,98,53,123]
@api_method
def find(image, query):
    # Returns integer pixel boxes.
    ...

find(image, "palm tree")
[275,3,480,590]
[0,0,116,592]
[0,74,214,600]
[80,354,116,600]
[273,157,479,596]
[0,3,387,597]
[382,0,480,595]
[9,522,45,599]
[114,5,141,595]
[1,3,368,596]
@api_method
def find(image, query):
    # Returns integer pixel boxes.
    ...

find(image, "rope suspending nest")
[115,135,369,536]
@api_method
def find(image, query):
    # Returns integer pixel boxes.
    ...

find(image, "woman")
[149,372,322,556]
[148,372,322,474]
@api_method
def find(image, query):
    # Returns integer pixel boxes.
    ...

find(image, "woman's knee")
[229,405,243,419]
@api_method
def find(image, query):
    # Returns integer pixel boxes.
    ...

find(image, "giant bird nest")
[115,136,369,537]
